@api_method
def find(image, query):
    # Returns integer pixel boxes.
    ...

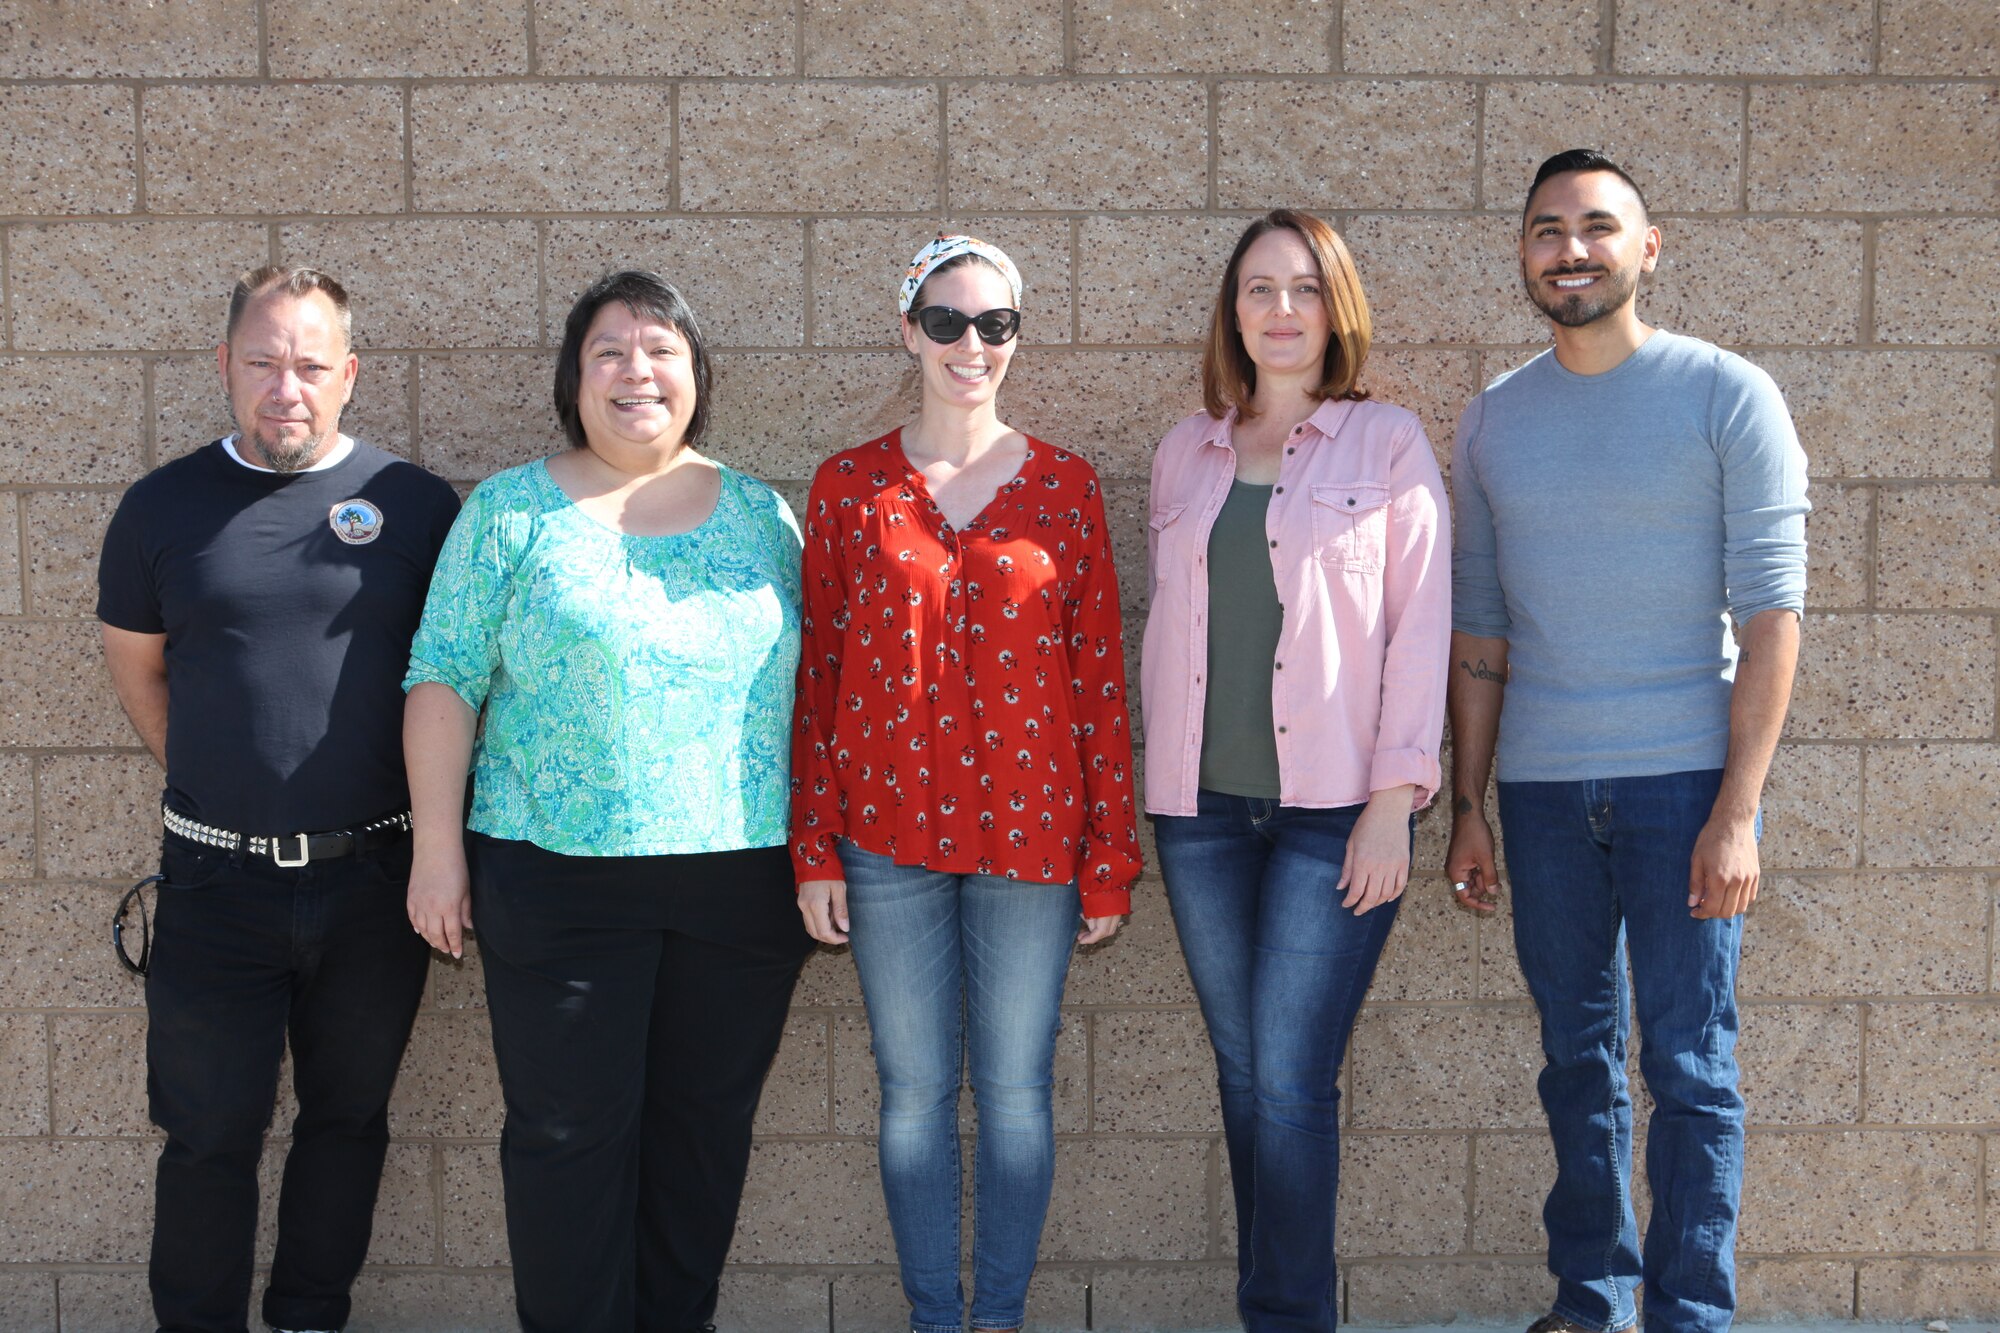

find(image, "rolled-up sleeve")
[1372,416,1452,808]
[1450,396,1511,639]
[403,479,522,711]
[1712,358,1809,623]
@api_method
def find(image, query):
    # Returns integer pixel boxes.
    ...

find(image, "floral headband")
[897,234,1024,313]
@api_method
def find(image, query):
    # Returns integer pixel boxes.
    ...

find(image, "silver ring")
[1452,881,1469,893]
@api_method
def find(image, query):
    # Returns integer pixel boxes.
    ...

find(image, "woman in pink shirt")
[1141,210,1450,1331]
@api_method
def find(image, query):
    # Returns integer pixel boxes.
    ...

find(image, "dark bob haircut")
[1524,148,1649,223]
[553,270,714,451]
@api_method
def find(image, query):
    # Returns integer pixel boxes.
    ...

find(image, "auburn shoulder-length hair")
[1201,210,1372,421]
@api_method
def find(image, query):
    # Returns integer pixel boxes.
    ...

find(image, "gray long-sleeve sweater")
[1451,330,1809,783]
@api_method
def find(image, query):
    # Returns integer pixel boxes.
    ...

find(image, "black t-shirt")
[97,439,460,832]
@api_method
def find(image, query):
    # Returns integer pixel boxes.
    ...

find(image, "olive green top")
[1198,481,1283,799]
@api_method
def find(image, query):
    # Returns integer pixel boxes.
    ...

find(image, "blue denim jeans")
[1151,791,1401,1333]
[1498,769,1747,1333]
[838,841,1082,1333]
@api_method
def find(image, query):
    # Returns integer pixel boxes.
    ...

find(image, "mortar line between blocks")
[523,0,540,74]
[1737,84,1752,212]
[1328,0,1344,73]
[1597,0,1617,74]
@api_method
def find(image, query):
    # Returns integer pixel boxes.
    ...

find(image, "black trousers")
[468,834,814,1333]
[146,830,429,1333]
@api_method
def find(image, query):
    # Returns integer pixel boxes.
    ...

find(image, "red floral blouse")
[790,430,1142,917]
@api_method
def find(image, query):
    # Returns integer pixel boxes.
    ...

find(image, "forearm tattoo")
[1457,657,1505,682]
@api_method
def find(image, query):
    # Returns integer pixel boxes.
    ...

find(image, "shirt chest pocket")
[1148,502,1189,576]
[1310,483,1390,572]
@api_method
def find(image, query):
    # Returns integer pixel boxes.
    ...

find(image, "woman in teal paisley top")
[401,270,814,1333]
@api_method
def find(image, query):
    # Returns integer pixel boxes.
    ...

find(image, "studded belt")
[162,804,413,868]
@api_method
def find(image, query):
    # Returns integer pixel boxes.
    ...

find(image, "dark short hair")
[226,265,352,346]
[553,270,714,451]
[1524,149,1649,222]
[1201,209,1372,422]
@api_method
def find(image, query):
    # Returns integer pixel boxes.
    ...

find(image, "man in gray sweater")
[1446,150,1807,1333]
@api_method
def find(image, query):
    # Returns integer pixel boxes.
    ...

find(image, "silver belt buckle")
[272,833,311,868]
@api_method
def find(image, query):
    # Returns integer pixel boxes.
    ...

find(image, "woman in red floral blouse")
[791,235,1140,1333]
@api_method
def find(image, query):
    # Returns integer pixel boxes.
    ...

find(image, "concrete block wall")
[0,1,1996,1327]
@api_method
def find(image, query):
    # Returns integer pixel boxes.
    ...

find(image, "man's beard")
[1522,261,1640,329]
[240,422,329,473]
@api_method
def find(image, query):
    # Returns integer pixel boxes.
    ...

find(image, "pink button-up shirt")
[1140,396,1451,816]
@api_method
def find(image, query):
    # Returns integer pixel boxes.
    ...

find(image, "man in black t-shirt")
[97,267,459,1333]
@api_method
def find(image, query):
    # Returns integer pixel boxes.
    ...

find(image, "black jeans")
[146,830,429,1333]
[468,834,813,1333]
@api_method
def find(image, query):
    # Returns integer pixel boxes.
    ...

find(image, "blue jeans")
[839,842,1082,1333]
[1151,792,1401,1333]
[1499,770,1747,1333]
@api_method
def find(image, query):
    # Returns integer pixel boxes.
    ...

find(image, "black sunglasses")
[912,305,1021,346]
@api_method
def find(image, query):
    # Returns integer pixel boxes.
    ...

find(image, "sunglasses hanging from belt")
[114,875,160,977]
[912,305,1021,346]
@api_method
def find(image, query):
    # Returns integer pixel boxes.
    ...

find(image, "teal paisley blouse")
[403,458,801,856]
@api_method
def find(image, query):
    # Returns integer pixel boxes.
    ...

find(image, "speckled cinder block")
[0,621,127,747]
[0,357,148,484]
[1482,83,1743,214]
[804,0,1063,75]
[1749,350,1997,480]
[998,349,1203,480]
[440,1142,508,1268]
[24,490,124,619]
[713,1270,835,1333]
[145,86,406,216]
[9,223,268,352]
[1802,483,1869,608]
[754,1014,830,1135]
[0,1012,49,1135]
[0,1138,156,1261]
[1214,80,1478,211]
[1877,220,2000,345]
[1088,1263,1240,1330]
[1786,613,1995,740]
[1878,484,2000,610]
[1064,894,1197,1006]
[49,1011,150,1137]
[701,351,906,484]
[1615,0,1872,74]
[0,752,30,874]
[1076,0,1330,72]
[0,497,18,617]
[0,86,137,215]
[1089,1010,1221,1134]
[545,219,807,349]
[1097,481,1152,614]
[1741,1130,1981,1252]
[1738,1002,1863,1126]
[342,1269,520,1329]
[413,84,674,214]
[793,942,864,1007]
[1750,86,2000,213]
[1881,0,2000,74]
[680,84,939,213]
[421,942,485,1009]
[1858,1258,2000,1320]
[1368,868,1478,1002]
[1348,1004,1544,1130]
[537,0,793,76]
[0,881,142,1009]
[1741,873,1990,996]
[1758,743,1861,870]
[0,1271,55,1333]
[1470,1131,1554,1254]
[1338,215,1547,346]
[1073,215,1243,348]
[946,82,1209,213]
[50,1270,148,1333]
[414,351,564,484]
[1344,0,1596,74]
[268,0,528,76]
[1863,1002,2000,1124]
[1645,218,1864,346]
[1338,1133,1469,1257]
[385,1012,506,1138]
[1737,1259,1859,1319]
[1864,745,2000,867]
[814,216,1072,351]
[1356,349,1480,465]
[154,351,413,463]
[0,0,257,76]
[1039,1137,1212,1261]
[732,1140,896,1264]
[281,221,540,351]
[1344,1256,1550,1323]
